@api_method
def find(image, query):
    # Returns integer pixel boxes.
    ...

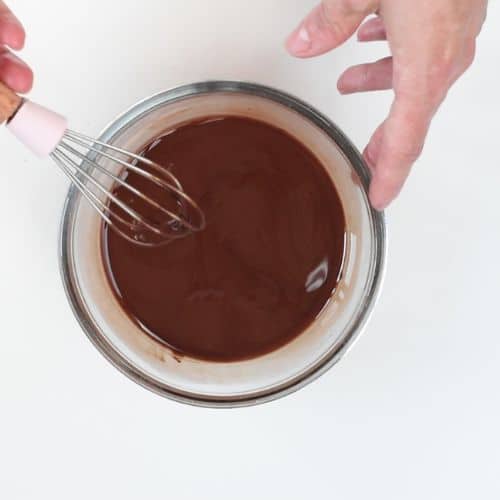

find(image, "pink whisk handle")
[0,81,68,157]
[8,100,67,157]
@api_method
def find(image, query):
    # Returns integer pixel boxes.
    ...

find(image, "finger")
[0,2,25,50]
[368,97,433,209]
[363,121,385,174]
[357,16,386,42]
[286,0,377,58]
[0,49,33,93]
[338,56,393,94]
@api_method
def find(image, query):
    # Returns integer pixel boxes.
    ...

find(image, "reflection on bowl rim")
[59,81,387,407]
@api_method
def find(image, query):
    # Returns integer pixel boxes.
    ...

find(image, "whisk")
[0,82,205,246]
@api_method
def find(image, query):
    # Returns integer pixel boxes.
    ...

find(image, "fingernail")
[286,25,312,55]
[337,76,347,94]
[337,73,356,95]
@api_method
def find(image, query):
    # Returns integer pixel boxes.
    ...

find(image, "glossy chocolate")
[102,117,346,361]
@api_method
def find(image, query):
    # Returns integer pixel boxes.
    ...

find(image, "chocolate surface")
[102,117,346,361]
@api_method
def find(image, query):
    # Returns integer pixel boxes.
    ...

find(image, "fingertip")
[369,195,388,211]
[0,53,34,94]
[2,20,25,50]
[286,5,328,58]
[337,67,359,94]
[285,25,313,58]
[337,75,349,95]
[356,16,386,43]
[369,167,405,210]
[356,29,367,42]
[16,67,34,93]
[337,68,358,95]
[356,25,372,42]
[3,69,33,94]
[368,182,390,211]
[286,4,367,59]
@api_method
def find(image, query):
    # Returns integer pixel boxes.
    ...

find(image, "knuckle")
[463,41,477,70]
[394,141,423,163]
[428,39,478,86]
[431,59,455,82]
[426,51,459,89]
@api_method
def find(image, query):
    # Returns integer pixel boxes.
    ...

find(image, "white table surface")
[1,1,499,498]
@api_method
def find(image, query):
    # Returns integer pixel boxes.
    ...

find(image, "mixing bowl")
[59,81,386,407]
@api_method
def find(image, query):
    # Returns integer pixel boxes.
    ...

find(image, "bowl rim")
[59,80,387,408]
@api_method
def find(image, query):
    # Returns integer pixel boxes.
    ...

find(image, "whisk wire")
[57,140,192,231]
[51,129,206,246]
[52,151,113,225]
[64,130,184,190]
[62,132,205,227]
[53,147,166,237]
[53,152,162,246]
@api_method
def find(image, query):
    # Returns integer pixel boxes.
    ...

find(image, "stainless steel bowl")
[59,81,387,407]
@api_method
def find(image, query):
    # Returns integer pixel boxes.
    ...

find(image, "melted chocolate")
[101,117,346,362]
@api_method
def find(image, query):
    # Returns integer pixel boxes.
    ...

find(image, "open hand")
[286,0,487,209]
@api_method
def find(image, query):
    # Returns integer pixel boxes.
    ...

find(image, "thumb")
[368,97,433,210]
[286,0,377,58]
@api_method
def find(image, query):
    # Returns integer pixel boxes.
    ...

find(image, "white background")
[1,1,499,498]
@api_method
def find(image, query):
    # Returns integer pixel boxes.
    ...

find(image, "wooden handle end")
[0,82,22,125]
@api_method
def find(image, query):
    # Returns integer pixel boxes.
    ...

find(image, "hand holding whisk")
[0,82,206,246]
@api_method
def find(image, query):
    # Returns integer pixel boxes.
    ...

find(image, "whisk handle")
[0,81,68,157]
[0,81,22,124]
